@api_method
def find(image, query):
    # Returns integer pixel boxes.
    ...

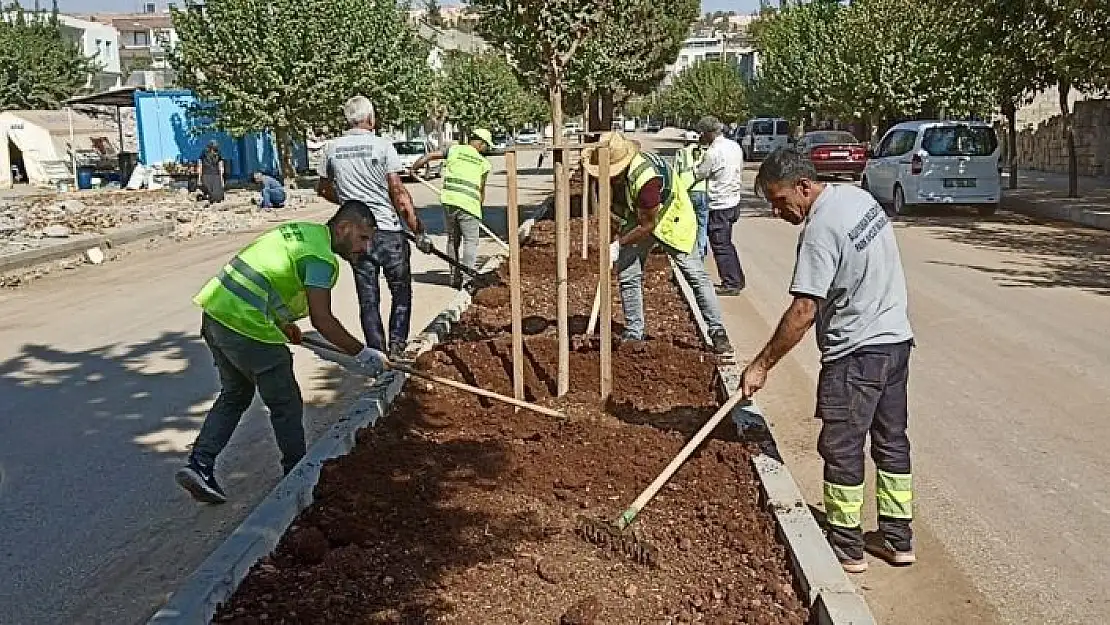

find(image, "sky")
[20,0,763,17]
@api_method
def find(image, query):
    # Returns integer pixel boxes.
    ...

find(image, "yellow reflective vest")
[675,144,708,194]
[617,152,698,255]
[193,222,339,344]
[441,144,491,218]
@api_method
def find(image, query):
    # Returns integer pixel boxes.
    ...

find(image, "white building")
[663,33,758,86]
[56,15,122,90]
[94,7,178,87]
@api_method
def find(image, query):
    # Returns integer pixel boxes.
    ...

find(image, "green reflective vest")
[193,222,339,344]
[441,144,491,218]
[675,144,708,194]
[619,152,698,255]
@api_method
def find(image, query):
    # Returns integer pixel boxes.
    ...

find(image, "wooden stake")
[555,148,570,397]
[581,166,590,260]
[506,151,524,405]
[598,147,613,401]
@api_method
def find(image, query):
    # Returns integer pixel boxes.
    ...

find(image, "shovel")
[577,389,749,566]
[299,335,564,419]
[402,231,504,289]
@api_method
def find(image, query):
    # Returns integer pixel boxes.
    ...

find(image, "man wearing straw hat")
[582,132,734,357]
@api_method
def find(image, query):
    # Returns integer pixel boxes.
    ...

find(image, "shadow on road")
[893,206,1110,295]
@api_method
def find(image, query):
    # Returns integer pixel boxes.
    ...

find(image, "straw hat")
[581,132,640,178]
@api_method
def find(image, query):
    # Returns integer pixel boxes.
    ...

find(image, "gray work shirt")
[789,184,914,362]
[318,129,403,231]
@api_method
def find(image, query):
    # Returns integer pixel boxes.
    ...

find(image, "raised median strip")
[1003,190,1110,231]
[0,221,175,274]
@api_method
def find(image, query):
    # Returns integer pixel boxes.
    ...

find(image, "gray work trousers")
[190,314,305,474]
[445,205,481,288]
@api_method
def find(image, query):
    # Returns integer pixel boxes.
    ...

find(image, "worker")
[409,129,493,290]
[195,140,226,205]
[176,201,387,504]
[692,116,747,296]
[316,95,433,360]
[740,149,916,573]
[582,132,733,356]
[252,171,286,210]
[675,137,710,259]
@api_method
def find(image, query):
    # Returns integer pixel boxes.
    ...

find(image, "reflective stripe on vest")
[622,152,698,254]
[440,145,488,218]
[194,222,338,344]
[676,145,707,193]
[823,481,865,528]
[876,470,913,520]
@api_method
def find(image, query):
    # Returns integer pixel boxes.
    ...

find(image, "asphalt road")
[0,160,549,625]
[715,171,1110,624]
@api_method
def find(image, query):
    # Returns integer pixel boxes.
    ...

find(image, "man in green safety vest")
[176,201,386,505]
[674,138,709,259]
[410,129,493,290]
[743,149,916,573]
[582,132,734,357]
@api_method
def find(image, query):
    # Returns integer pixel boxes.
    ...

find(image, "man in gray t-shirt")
[317,96,433,359]
[740,149,917,574]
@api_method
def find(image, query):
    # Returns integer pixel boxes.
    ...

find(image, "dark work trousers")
[352,229,412,352]
[817,340,914,558]
[707,205,745,289]
[191,314,305,474]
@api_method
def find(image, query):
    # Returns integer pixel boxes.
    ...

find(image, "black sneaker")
[175,459,227,504]
[715,285,744,296]
[709,329,734,356]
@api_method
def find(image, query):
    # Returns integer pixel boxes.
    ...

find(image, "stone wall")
[1015,99,1110,178]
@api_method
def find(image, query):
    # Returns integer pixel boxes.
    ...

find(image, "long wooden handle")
[586,279,602,335]
[615,390,749,530]
[411,173,511,253]
[393,362,564,419]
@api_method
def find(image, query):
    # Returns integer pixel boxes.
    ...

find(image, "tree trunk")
[1002,98,1018,190]
[1059,80,1078,198]
[550,83,564,148]
[275,127,296,189]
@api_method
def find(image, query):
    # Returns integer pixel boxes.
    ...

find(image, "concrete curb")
[668,259,876,625]
[148,218,536,625]
[0,221,175,274]
[1002,191,1110,231]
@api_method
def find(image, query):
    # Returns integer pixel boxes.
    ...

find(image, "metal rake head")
[575,515,659,567]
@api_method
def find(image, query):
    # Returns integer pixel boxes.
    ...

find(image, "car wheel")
[978,202,999,217]
[893,185,909,215]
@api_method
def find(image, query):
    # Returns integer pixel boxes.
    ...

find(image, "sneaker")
[388,342,408,361]
[715,285,744,296]
[709,329,734,356]
[175,459,227,504]
[865,534,916,566]
[830,543,869,574]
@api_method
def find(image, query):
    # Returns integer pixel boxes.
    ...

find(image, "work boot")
[865,532,916,566]
[715,285,744,296]
[830,542,868,574]
[175,458,227,504]
[388,341,409,362]
[709,329,734,356]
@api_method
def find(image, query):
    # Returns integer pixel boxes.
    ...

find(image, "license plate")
[944,178,977,188]
[830,151,849,157]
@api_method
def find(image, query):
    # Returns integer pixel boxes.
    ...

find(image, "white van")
[862,120,1001,216]
[744,117,791,159]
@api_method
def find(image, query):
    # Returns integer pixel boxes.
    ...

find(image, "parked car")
[861,120,1001,216]
[797,130,868,180]
[489,132,512,154]
[726,125,747,143]
[743,117,791,160]
[644,121,662,133]
[515,129,540,145]
[683,129,700,141]
[393,140,441,179]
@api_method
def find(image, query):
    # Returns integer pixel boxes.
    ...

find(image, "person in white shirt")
[693,116,747,295]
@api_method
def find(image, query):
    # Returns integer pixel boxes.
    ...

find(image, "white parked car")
[393,140,441,179]
[862,120,1001,216]
[744,117,792,160]
[683,129,700,141]
[515,129,540,145]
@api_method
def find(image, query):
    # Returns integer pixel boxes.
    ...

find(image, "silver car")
[393,140,441,179]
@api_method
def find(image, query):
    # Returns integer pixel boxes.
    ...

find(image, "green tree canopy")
[438,51,544,131]
[170,0,433,180]
[0,1,95,110]
[657,61,748,127]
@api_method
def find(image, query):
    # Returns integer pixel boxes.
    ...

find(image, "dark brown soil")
[214,220,808,625]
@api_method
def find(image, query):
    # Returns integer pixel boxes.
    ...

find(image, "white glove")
[354,347,386,375]
[415,233,435,254]
[609,241,620,266]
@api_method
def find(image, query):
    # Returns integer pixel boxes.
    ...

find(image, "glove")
[354,347,387,375]
[415,233,435,254]
[609,241,620,266]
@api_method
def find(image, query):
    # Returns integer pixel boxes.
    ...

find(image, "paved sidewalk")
[1003,169,1110,230]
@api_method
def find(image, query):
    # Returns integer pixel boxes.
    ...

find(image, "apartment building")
[663,32,758,86]
[95,3,178,88]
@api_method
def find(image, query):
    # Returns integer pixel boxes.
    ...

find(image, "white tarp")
[0,110,118,188]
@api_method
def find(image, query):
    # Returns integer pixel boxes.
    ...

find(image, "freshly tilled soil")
[214,220,808,624]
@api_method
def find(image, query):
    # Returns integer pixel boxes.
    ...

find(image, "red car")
[797,130,868,180]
